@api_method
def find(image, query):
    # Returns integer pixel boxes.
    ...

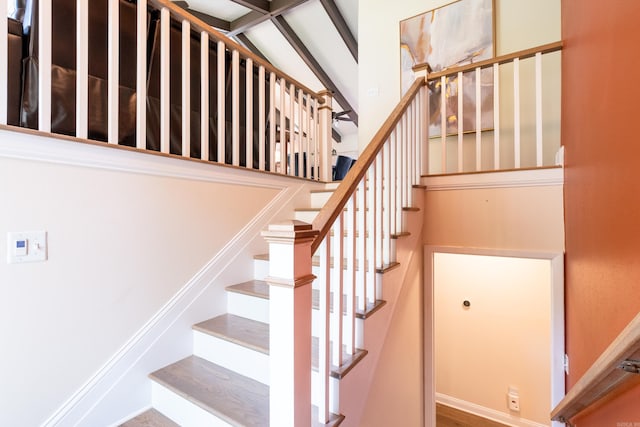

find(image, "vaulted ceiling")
[172,0,359,143]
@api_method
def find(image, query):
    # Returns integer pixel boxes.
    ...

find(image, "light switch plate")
[7,231,48,263]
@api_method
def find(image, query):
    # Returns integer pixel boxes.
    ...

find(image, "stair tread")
[193,314,269,354]
[150,356,342,426]
[119,409,179,427]
[226,280,269,299]
[311,337,368,379]
[149,356,269,426]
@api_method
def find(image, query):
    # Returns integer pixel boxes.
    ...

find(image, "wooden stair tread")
[311,337,368,379]
[390,231,410,239]
[403,206,420,212]
[149,356,269,426]
[193,314,269,354]
[119,409,179,427]
[226,280,269,299]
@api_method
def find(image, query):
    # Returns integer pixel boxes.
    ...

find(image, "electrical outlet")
[508,386,520,412]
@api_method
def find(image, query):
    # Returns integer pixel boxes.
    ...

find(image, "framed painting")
[400,0,495,136]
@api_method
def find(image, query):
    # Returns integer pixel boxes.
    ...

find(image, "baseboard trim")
[436,393,549,427]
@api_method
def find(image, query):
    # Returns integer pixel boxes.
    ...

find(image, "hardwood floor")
[436,403,511,427]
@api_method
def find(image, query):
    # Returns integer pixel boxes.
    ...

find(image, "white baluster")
[493,63,500,169]
[76,0,88,138]
[383,134,392,266]
[456,71,463,173]
[475,67,482,171]
[331,216,344,367]
[279,78,287,174]
[357,179,367,313]
[269,72,276,171]
[217,41,226,162]
[200,32,209,160]
[367,165,376,304]
[232,50,240,166]
[181,20,191,157]
[136,0,147,149]
[289,83,296,177]
[246,58,254,168]
[375,152,383,270]
[305,94,312,179]
[345,193,356,355]
[440,75,447,173]
[258,66,266,170]
[318,237,331,424]
[535,52,543,167]
[297,88,304,177]
[0,0,7,124]
[108,0,119,144]
[160,8,170,153]
[39,0,52,132]
[514,57,521,168]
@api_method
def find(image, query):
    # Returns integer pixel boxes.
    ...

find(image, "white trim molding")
[436,393,549,427]
[423,167,563,191]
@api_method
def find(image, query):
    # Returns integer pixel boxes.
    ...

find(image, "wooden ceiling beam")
[319,0,357,62]
[228,0,310,36]
[228,0,270,14]
[173,1,231,31]
[234,33,270,63]
[271,15,358,126]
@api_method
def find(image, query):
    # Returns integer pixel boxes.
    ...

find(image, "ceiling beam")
[228,0,310,36]
[319,0,357,62]
[332,128,342,143]
[271,15,358,126]
[234,33,270,63]
[228,0,270,14]
[173,1,231,31]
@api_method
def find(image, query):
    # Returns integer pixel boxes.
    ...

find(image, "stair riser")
[151,382,232,427]
[310,192,334,208]
[227,292,269,323]
[193,331,270,385]
[294,210,318,223]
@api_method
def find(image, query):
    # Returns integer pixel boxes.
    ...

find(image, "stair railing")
[310,77,427,423]
[0,0,332,180]
[551,311,640,424]
[417,41,563,174]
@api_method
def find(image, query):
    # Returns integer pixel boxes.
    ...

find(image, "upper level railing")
[416,41,563,175]
[551,311,640,424]
[0,0,333,180]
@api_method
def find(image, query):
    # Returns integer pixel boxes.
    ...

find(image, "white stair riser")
[294,210,318,223]
[193,331,270,385]
[310,191,334,208]
[227,292,269,323]
[151,382,231,427]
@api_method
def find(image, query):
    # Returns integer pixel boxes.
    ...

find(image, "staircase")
[119,179,422,426]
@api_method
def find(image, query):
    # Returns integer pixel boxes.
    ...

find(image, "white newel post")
[318,90,333,182]
[262,220,318,427]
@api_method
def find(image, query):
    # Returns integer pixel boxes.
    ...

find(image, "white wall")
[434,252,551,425]
[0,130,320,426]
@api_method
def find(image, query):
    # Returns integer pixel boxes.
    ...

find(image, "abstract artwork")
[400,0,494,136]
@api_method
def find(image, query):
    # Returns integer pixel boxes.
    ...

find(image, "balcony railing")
[0,0,333,180]
[416,41,563,175]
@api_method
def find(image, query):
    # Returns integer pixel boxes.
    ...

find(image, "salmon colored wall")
[562,0,640,424]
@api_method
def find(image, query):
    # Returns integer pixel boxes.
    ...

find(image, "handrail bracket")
[618,359,640,374]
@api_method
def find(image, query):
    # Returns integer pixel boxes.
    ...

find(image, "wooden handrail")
[551,311,640,423]
[149,0,325,103]
[414,41,563,81]
[310,78,425,253]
